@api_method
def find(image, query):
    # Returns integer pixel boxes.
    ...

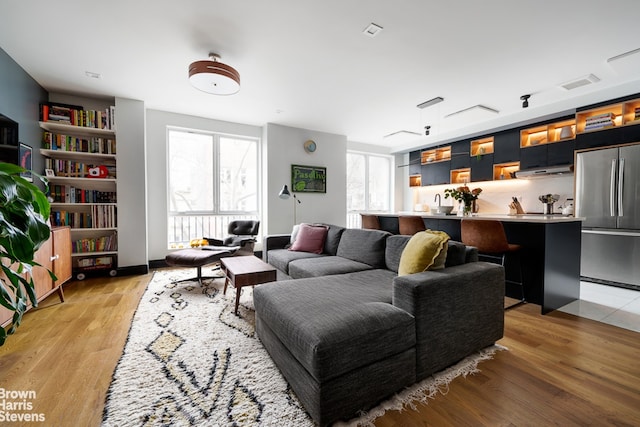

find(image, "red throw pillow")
[288,223,328,254]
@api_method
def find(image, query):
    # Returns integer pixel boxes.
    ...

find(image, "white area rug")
[102,268,504,426]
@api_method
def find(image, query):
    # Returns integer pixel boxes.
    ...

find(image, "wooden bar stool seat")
[461,219,525,309]
[398,216,426,235]
[360,214,381,230]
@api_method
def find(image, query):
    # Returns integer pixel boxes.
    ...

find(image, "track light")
[520,94,530,108]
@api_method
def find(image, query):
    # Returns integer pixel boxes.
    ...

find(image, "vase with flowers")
[444,186,483,216]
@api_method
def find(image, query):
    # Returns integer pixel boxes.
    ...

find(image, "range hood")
[515,164,574,179]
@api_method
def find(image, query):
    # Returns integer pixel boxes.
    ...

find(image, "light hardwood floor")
[1,272,639,426]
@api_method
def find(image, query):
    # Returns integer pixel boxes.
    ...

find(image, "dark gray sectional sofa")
[254,225,504,426]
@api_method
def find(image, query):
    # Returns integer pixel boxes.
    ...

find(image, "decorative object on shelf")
[279,184,302,225]
[303,139,317,153]
[444,185,482,217]
[521,94,531,108]
[87,165,109,178]
[188,53,240,95]
[0,162,52,345]
[538,193,559,214]
[291,164,326,193]
[559,125,574,139]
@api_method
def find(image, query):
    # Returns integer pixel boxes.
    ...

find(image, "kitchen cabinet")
[470,154,493,182]
[450,141,471,169]
[408,150,421,176]
[547,139,576,166]
[421,161,451,185]
[493,129,520,163]
[520,145,547,169]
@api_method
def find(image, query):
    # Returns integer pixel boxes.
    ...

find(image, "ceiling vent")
[559,74,600,91]
[362,23,383,37]
[444,105,499,122]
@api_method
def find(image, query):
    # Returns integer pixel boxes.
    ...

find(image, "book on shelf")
[40,102,116,130]
[72,233,117,254]
[48,185,116,204]
[42,131,116,154]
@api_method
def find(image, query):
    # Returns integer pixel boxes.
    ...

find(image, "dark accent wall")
[0,47,48,185]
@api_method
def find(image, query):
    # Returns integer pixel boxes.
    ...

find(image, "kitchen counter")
[389,212,584,223]
[375,213,582,314]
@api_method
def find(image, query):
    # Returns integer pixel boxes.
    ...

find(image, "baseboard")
[117,264,149,276]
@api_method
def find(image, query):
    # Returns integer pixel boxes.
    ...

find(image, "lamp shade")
[189,54,240,95]
[279,184,291,199]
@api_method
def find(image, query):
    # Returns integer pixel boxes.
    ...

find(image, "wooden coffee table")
[221,256,277,315]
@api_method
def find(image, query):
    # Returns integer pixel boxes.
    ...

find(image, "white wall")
[114,97,148,268]
[265,123,347,234]
[145,110,262,261]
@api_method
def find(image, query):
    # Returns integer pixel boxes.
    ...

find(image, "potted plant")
[444,186,483,216]
[0,162,53,345]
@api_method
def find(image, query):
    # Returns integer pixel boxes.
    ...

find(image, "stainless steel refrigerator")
[575,143,640,288]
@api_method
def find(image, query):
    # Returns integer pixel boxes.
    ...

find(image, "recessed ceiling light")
[417,97,444,109]
[85,71,101,79]
[362,23,383,38]
[445,105,499,120]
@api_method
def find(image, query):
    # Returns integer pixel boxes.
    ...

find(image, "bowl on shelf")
[430,205,454,215]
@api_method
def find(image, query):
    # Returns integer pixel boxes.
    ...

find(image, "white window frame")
[166,127,261,247]
[346,150,393,226]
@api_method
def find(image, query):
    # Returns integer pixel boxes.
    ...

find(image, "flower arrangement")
[444,186,482,215]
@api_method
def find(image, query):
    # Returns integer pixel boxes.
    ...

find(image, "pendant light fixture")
[188,53,240,95]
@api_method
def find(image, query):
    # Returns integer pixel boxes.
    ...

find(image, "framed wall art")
[291,164,326,193]
[19,143,32,182]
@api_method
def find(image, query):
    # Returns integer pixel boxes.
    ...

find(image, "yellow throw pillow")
[398,230,450,276]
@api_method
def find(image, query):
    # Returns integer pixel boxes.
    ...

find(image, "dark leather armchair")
[205,220,260,256]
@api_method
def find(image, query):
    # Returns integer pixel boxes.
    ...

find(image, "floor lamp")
[279,184,301,225]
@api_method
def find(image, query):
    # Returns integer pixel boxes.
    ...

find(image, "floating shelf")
[520,118,576,148]
[421,146,451,164]
[450,168,471,184]
[493,162,520,180]
[470,137,494,156]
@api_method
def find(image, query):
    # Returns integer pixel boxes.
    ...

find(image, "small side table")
[221,256,277,315]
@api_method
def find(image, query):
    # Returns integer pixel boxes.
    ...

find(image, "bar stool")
[398,216,426,235]
[460,219,525,309]
[360,214,381,230]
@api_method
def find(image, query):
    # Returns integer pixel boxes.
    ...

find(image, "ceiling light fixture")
[189,53,240,95]
[424,126,431,136]
[417,97,444,109]
[520,94,531,108]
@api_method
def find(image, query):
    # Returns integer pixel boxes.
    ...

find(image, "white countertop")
[387,212,584,223]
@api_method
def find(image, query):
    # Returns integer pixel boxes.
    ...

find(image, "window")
[346,152,392,226]
[167,129,259,247]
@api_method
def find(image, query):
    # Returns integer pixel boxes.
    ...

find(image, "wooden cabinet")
[1,226,71,327]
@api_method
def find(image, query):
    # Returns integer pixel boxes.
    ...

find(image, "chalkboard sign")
[291,164,326,193]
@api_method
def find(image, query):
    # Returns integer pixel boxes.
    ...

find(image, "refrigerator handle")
[610,159,617,217]
[618,158,624,217]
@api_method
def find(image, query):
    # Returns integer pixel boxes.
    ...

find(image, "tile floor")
[558,281,640,333]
